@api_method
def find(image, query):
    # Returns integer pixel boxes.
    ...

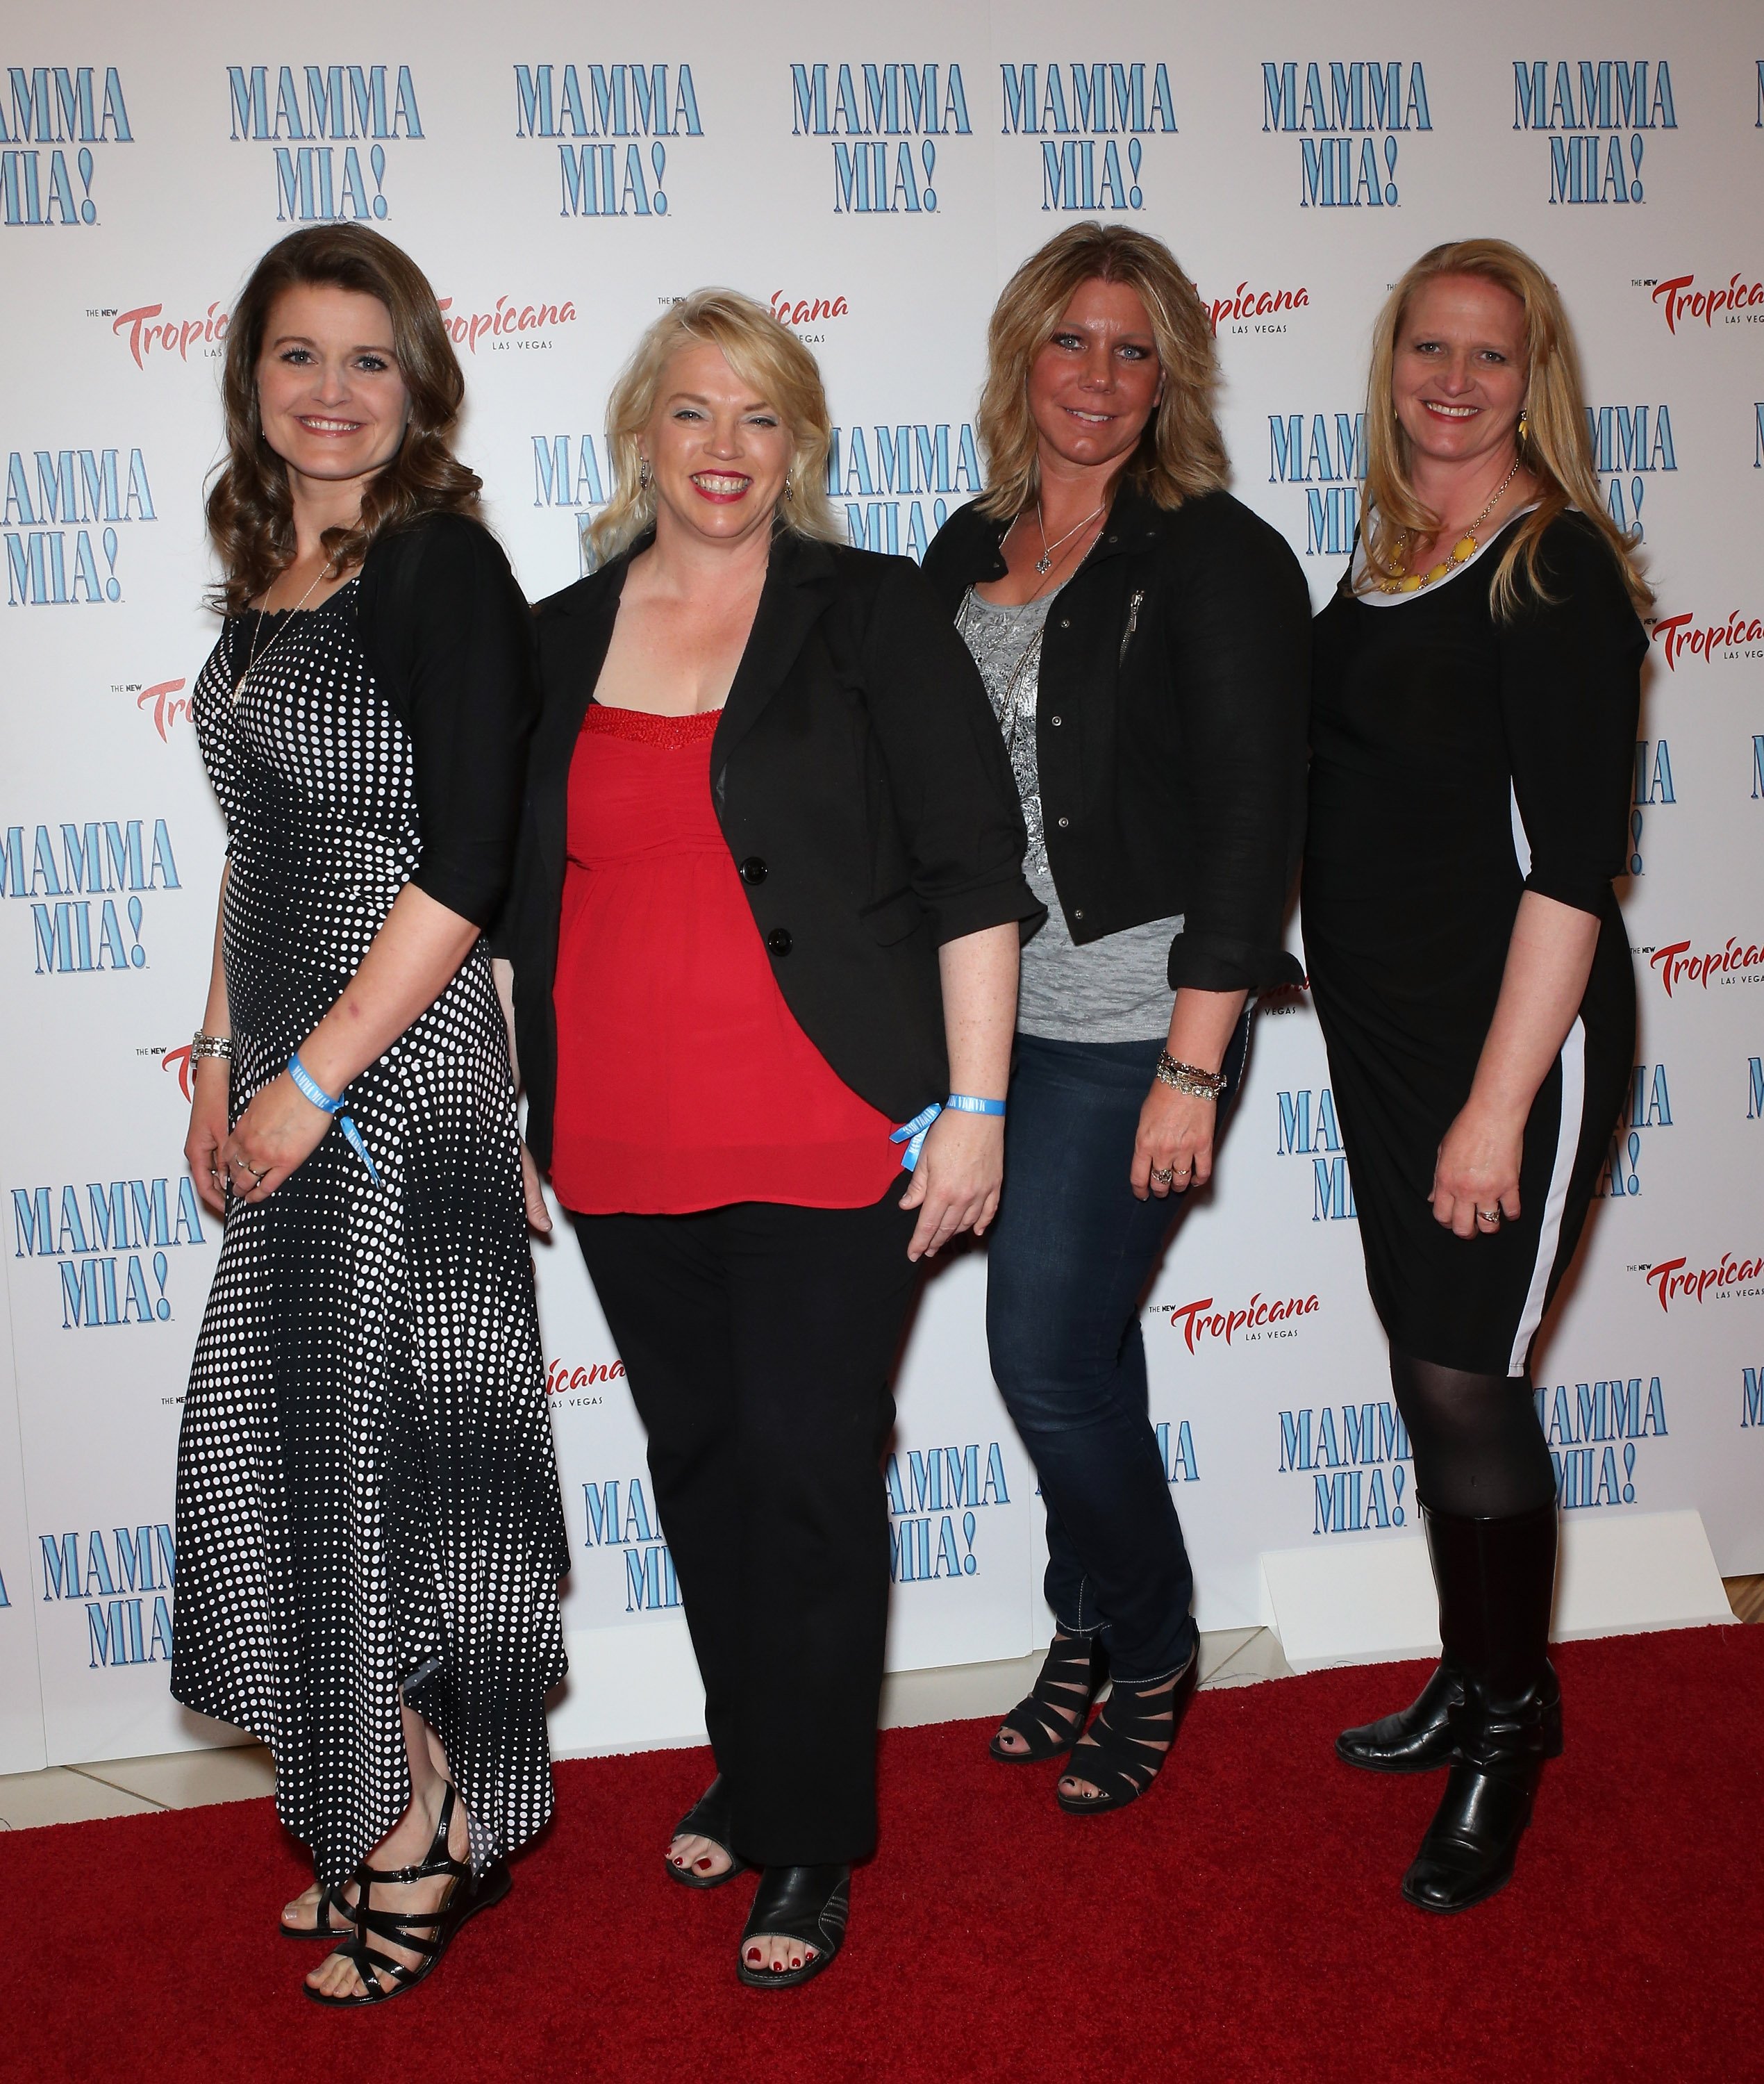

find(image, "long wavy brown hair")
[976,221,1229,520]
[1358,239,1651,618]
[207,224,480,615]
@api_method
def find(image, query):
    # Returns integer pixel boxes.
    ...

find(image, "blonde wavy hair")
[976,221,1228,520]
[589,289,843,564]
[1358,239,1651,617]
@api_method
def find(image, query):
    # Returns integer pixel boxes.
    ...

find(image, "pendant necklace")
[1033,499,1105,577]
[233,565,327,702]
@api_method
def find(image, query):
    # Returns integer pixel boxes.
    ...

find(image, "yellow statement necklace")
[1379,455,1524,595]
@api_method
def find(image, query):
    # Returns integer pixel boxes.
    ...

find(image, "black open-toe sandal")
[1056,1648,1198,1816]
[666,1773,752,1890]
[280,1880,356,1941]
[304,1783,510,2007]
[990,1633,1108,1764]
[736,1864,850,1990]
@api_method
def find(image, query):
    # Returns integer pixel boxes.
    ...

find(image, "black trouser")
[572,1186,919,1867]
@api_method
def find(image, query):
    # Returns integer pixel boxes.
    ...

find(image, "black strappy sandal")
[303,1783,510,2007]
[1056,1648,1198,1815]
[280,1880,356,1942]
[736,1864,850,1990]
[666,1773,752,1890]
[990,1633,1108,1764]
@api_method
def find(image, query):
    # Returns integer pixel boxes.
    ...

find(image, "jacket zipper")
[1119,589,1145,665]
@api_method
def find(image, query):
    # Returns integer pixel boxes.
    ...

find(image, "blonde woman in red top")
[501,290,1040,1988]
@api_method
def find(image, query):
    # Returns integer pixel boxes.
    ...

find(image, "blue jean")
[985,1016,1250,1684]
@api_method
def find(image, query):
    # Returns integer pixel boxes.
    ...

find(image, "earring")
[638,457,652,490]
[781,476,794,502]
[1517,410,1529,445]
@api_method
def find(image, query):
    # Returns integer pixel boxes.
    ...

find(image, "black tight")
[1390,1350,1557,1520]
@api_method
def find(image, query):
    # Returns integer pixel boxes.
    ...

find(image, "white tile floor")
[0,1626,1295,1831]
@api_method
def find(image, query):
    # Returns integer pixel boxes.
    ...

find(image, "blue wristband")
[288,1052,381,1186]
[889,1093,1006,1171]
[287,1052,342,1114]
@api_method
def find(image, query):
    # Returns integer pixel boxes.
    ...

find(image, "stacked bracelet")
[1155,1052,1226,1102]
[190,1030,233,1061]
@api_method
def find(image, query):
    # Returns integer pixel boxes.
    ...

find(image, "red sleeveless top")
[549,704,903,1214]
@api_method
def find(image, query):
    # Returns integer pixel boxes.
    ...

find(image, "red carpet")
[4,1626,1760,2083]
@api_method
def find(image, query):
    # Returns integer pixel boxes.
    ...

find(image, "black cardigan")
[505,530,1044,1171]
[346,512,539,928]
[920,484,1311,993]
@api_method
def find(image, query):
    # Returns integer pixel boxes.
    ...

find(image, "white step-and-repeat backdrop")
[2,0,1760,1770]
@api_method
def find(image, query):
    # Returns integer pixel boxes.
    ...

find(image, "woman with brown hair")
[921,222,1309,1813]
[502,289,1035,1987]
[172,224,567,2003]
[1306,239,1649,1911]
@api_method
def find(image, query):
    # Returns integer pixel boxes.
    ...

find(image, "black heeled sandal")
[280,1880,357,1941]
[1056,1648,1197,1815]
[666,1774,752,1890]
[736,1864,850,1990]
[990,1633,1108,1764]
[304,1783,510,2007]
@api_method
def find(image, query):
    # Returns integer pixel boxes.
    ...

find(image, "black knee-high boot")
[1338,1506,1562,1773]
[1402,1501,1559,1913]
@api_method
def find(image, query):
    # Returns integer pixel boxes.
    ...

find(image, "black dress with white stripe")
[1302,512,1645,1378]
[172,518,569,1885]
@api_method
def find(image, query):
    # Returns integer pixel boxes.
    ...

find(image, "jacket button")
[1106,534,1117,543]
[1056,816,1070,829]
[1074,908,1085,921]
[1049,714,1062,727]
[766,927,792,957]
[1058,618,1071,629]
[740,856,767,884]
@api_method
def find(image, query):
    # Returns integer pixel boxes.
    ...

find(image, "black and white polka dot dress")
[172,571,569,1887]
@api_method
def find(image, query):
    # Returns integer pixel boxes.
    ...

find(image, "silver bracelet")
[190,1030,233,1061]
[1155,1050,1224,1101]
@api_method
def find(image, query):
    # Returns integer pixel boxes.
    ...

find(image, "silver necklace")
[233,565,326,702]
[1033,499,1104,576]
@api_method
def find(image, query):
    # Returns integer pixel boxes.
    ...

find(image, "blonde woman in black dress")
[174,225,567,2004]
[1304,239,1649,1913]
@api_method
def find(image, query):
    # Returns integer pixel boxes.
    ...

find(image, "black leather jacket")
[504,529,1042,1171]
[921,483,1310,993]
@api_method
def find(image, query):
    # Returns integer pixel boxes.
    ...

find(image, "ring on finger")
[1151,1166,1175,1185]
[1475,1205,1501,1225]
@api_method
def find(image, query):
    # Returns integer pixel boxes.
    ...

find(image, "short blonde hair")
[976,222,1228,520]
[1359,239,1651,617]
[589,289,843,564]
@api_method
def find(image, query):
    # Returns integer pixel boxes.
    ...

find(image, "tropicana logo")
[135,677,189,738]
[161,1042,192,1099]
[436,295,576,354]
[1166,1289,1320,1353]
[1200,279,1310,336]
[769,290,849,327]
[546,1356,624,1397]
[1645,1252,1763,1309]
[1650,272,1764,333]
[1651,611,1764,668]
[113,303,228,368]
[1648,938,1764,995]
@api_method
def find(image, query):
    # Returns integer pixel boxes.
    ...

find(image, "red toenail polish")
[747,1948,762,1962]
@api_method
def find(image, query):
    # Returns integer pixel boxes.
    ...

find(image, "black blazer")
[921,484,1310,993]
[506,529,1043,1173]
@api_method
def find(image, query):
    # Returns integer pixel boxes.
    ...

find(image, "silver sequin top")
[956,587,1181,1044]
